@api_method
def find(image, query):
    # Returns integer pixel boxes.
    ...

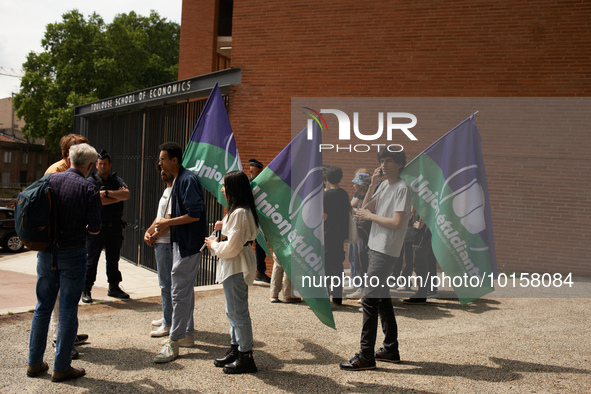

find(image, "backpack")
[14,174,57,251]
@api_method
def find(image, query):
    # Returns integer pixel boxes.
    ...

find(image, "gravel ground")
[1,284,590,393]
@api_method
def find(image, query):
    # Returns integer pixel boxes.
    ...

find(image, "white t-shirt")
[367,179,411,257]
[155,186,173,244]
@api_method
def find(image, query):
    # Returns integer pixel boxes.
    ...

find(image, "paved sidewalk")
[0,250,182,315]
[1,250,590,393]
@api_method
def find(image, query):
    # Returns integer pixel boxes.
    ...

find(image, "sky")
[0,0,182,99]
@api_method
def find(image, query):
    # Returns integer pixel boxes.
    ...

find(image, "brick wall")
[0,145,52,186]
[178,0,219,79]
[180,0,591,276]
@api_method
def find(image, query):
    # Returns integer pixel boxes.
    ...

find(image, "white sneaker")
[151,318,163,326]
[177,333,195,348]
[282,297,302,303]
[345,288,364,299]
[154,339,178,363]
[150,325,170,338]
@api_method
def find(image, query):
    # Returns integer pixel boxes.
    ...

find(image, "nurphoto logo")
[303,107,418,153]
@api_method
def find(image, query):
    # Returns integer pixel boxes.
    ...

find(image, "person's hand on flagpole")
[204,236,215,251]
[354,208,373,221]
[204,221,224,251]
[156,214,199,234]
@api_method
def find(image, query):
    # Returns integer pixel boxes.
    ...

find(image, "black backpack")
[14,174,57,251]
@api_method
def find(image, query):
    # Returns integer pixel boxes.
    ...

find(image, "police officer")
[82,150,131,303]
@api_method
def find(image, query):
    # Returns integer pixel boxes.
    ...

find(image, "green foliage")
[13,10,180,153]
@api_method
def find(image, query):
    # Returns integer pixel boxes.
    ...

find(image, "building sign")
[89,80,194,113]
[75,69,241,116]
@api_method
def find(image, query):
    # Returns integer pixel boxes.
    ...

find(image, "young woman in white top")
[204,170,259,374]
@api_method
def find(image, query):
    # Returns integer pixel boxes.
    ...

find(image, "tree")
[13,10,180,153]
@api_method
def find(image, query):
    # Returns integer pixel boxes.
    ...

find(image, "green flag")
[182,82,242,206]
[400,115,497,304]
[251,123,335,328]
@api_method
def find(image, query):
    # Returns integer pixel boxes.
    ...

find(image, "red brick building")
[178,0,591,276]
[0,97,54,204]
[0,133,54,208]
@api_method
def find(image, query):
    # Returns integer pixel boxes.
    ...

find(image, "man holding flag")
[153,142,208,363]
[340,150,411,371]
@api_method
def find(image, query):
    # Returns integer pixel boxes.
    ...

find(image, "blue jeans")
[29,248,86,372]
[223,273,253,352]
[155,242,173,327]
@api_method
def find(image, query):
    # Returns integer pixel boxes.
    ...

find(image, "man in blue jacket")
[152,142,207,363]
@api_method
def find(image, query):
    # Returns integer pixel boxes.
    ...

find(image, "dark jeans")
[350,235,369,285]
[85,225,123,288]
[413,243,437,297]
[29,248,86,372]
[360,250,399,358]
[325,241,345,300]
[255,240,267,274]
[392,241,414,279]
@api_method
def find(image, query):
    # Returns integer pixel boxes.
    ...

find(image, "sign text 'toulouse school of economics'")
[89,80,194,112]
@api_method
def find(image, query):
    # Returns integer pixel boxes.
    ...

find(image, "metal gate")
[76,98,226,285]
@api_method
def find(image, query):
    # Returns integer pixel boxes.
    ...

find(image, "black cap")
[249,159,263,169]
[98,149,110,160]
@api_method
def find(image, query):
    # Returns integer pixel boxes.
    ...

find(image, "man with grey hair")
[27,143,102,383]
[45,134,90,360]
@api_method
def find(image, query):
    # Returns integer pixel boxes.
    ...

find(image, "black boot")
[223,351,258,374]
[214,344,239,367]
[81,286,92,303]
[108,283,130,299]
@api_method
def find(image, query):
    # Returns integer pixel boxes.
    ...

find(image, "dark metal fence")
[76,98,226,285]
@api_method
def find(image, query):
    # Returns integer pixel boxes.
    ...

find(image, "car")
[0,206,24,253]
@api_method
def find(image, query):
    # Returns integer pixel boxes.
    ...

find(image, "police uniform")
[84,171,128,298]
